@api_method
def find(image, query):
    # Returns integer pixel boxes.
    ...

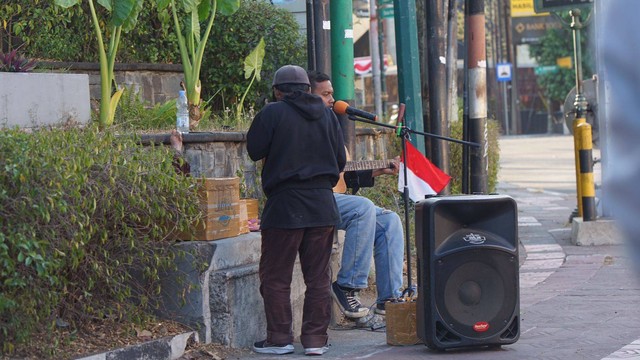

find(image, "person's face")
[312,80,335,108]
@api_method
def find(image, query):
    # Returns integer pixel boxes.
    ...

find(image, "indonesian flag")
[398,140,451,202]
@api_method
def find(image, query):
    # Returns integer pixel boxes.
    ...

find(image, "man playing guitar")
[308,71,405,319]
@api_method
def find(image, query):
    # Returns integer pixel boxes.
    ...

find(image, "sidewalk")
[242,135,640,360]
[78,135,640,360]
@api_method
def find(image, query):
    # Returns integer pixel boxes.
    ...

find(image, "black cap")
[272,65,310,87]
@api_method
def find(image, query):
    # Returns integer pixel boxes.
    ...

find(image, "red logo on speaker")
[473,322,490,332]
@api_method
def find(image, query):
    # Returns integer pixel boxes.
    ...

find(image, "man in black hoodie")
[247,65,346,356]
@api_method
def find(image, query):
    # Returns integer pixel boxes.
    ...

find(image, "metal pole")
[446,0,459,123]
[331,0,355,155]
[468,0,488,194]
[503,82,509,135]
[306,0,317,71]
[570,8,596,221]
[394,0,425,152]
[426,0,449,178]
[461,0,470,194]
[370,0,383,119]
[314,0,332,75]
[377,0,388,120]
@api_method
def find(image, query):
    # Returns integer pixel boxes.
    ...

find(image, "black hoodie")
[247,91,346,229]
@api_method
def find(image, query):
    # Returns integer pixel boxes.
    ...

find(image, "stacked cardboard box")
[239,199,260,234]
[179,177,242,241]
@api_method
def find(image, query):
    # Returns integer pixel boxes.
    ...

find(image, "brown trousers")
[259,226,334,348]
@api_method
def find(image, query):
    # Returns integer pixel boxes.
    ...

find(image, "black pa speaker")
[415,195,520,350]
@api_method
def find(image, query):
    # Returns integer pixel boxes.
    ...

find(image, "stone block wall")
[38,62,184,106]
[142,128,395,348]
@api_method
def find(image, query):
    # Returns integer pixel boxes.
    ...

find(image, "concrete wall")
[0,72,91,127]
[38,62,184,106]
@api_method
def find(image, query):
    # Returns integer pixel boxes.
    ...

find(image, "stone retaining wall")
[141,128,395,348]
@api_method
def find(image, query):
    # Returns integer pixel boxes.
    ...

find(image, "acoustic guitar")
[333,159,395,194]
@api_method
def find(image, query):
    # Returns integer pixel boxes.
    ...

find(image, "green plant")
[0,126,201,355]
[448,118,501,194]
[112,86,178,131]
[0,48,36,72]
[54,0,145,129]
[201,0,306,112]
[236,37,265,122]
[156,0,240,130]
[529,26,594,103]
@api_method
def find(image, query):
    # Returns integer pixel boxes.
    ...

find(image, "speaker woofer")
[436,249,518,339]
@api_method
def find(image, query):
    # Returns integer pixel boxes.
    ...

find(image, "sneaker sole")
[253,345,294,355]
[330,289,369,318]
[305,346,329,356]
[374,307,386,315]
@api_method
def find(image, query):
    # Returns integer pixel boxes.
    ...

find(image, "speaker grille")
[435,248,518,339]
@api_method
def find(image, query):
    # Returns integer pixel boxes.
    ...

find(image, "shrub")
[193,0,307,112]
[448,119,501,194]
[111,87,179,131]
[0,126,201,355]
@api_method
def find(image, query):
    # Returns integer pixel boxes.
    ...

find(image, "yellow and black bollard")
[576,121,596,221]
[572,117,586,217]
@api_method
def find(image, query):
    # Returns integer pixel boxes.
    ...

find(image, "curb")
[75,331,198,360]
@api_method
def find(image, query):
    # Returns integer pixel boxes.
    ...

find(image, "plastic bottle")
[176,90,190,133]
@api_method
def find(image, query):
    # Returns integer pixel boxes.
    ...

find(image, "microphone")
[333,101,378,121]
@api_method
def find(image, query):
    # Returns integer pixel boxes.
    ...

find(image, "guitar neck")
[343,159,393,172]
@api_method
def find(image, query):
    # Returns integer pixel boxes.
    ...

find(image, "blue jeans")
[334,193,404,304]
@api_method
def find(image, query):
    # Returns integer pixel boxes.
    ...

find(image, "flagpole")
[345,106,480,299]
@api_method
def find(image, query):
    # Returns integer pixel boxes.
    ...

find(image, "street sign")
[379,0,394,5]
[512,0,544,18]
[534,65,559,75]
[533,0,593,13]
[497,63,513,82]
[557,56,572,69]
[512,15,563,44]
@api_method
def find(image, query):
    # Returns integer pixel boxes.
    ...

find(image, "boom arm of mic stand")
[347,114,480,148]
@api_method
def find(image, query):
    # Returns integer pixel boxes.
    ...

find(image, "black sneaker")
[374,302,386,315]
[331,281,369,318]
[253,339,294,355]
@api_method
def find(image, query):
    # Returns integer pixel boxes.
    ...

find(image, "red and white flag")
[397,140,451,202]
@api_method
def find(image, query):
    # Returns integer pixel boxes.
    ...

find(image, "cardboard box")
[180,177,241,241]
[239,199,260,234]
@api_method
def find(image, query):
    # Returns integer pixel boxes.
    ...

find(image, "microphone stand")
[347,106,479,299]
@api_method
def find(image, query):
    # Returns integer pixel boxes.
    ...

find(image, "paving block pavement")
[243,182,640,360]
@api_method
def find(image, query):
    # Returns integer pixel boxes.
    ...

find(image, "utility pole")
[394,0,425,152]
[446,0,459,123]
[307,0,331,74]
[316,0,332,74]
[331,0,355,155]
[378,0,388,120]
[467,0,488,194]
[425,0,450,177]
[370,0,383,119]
